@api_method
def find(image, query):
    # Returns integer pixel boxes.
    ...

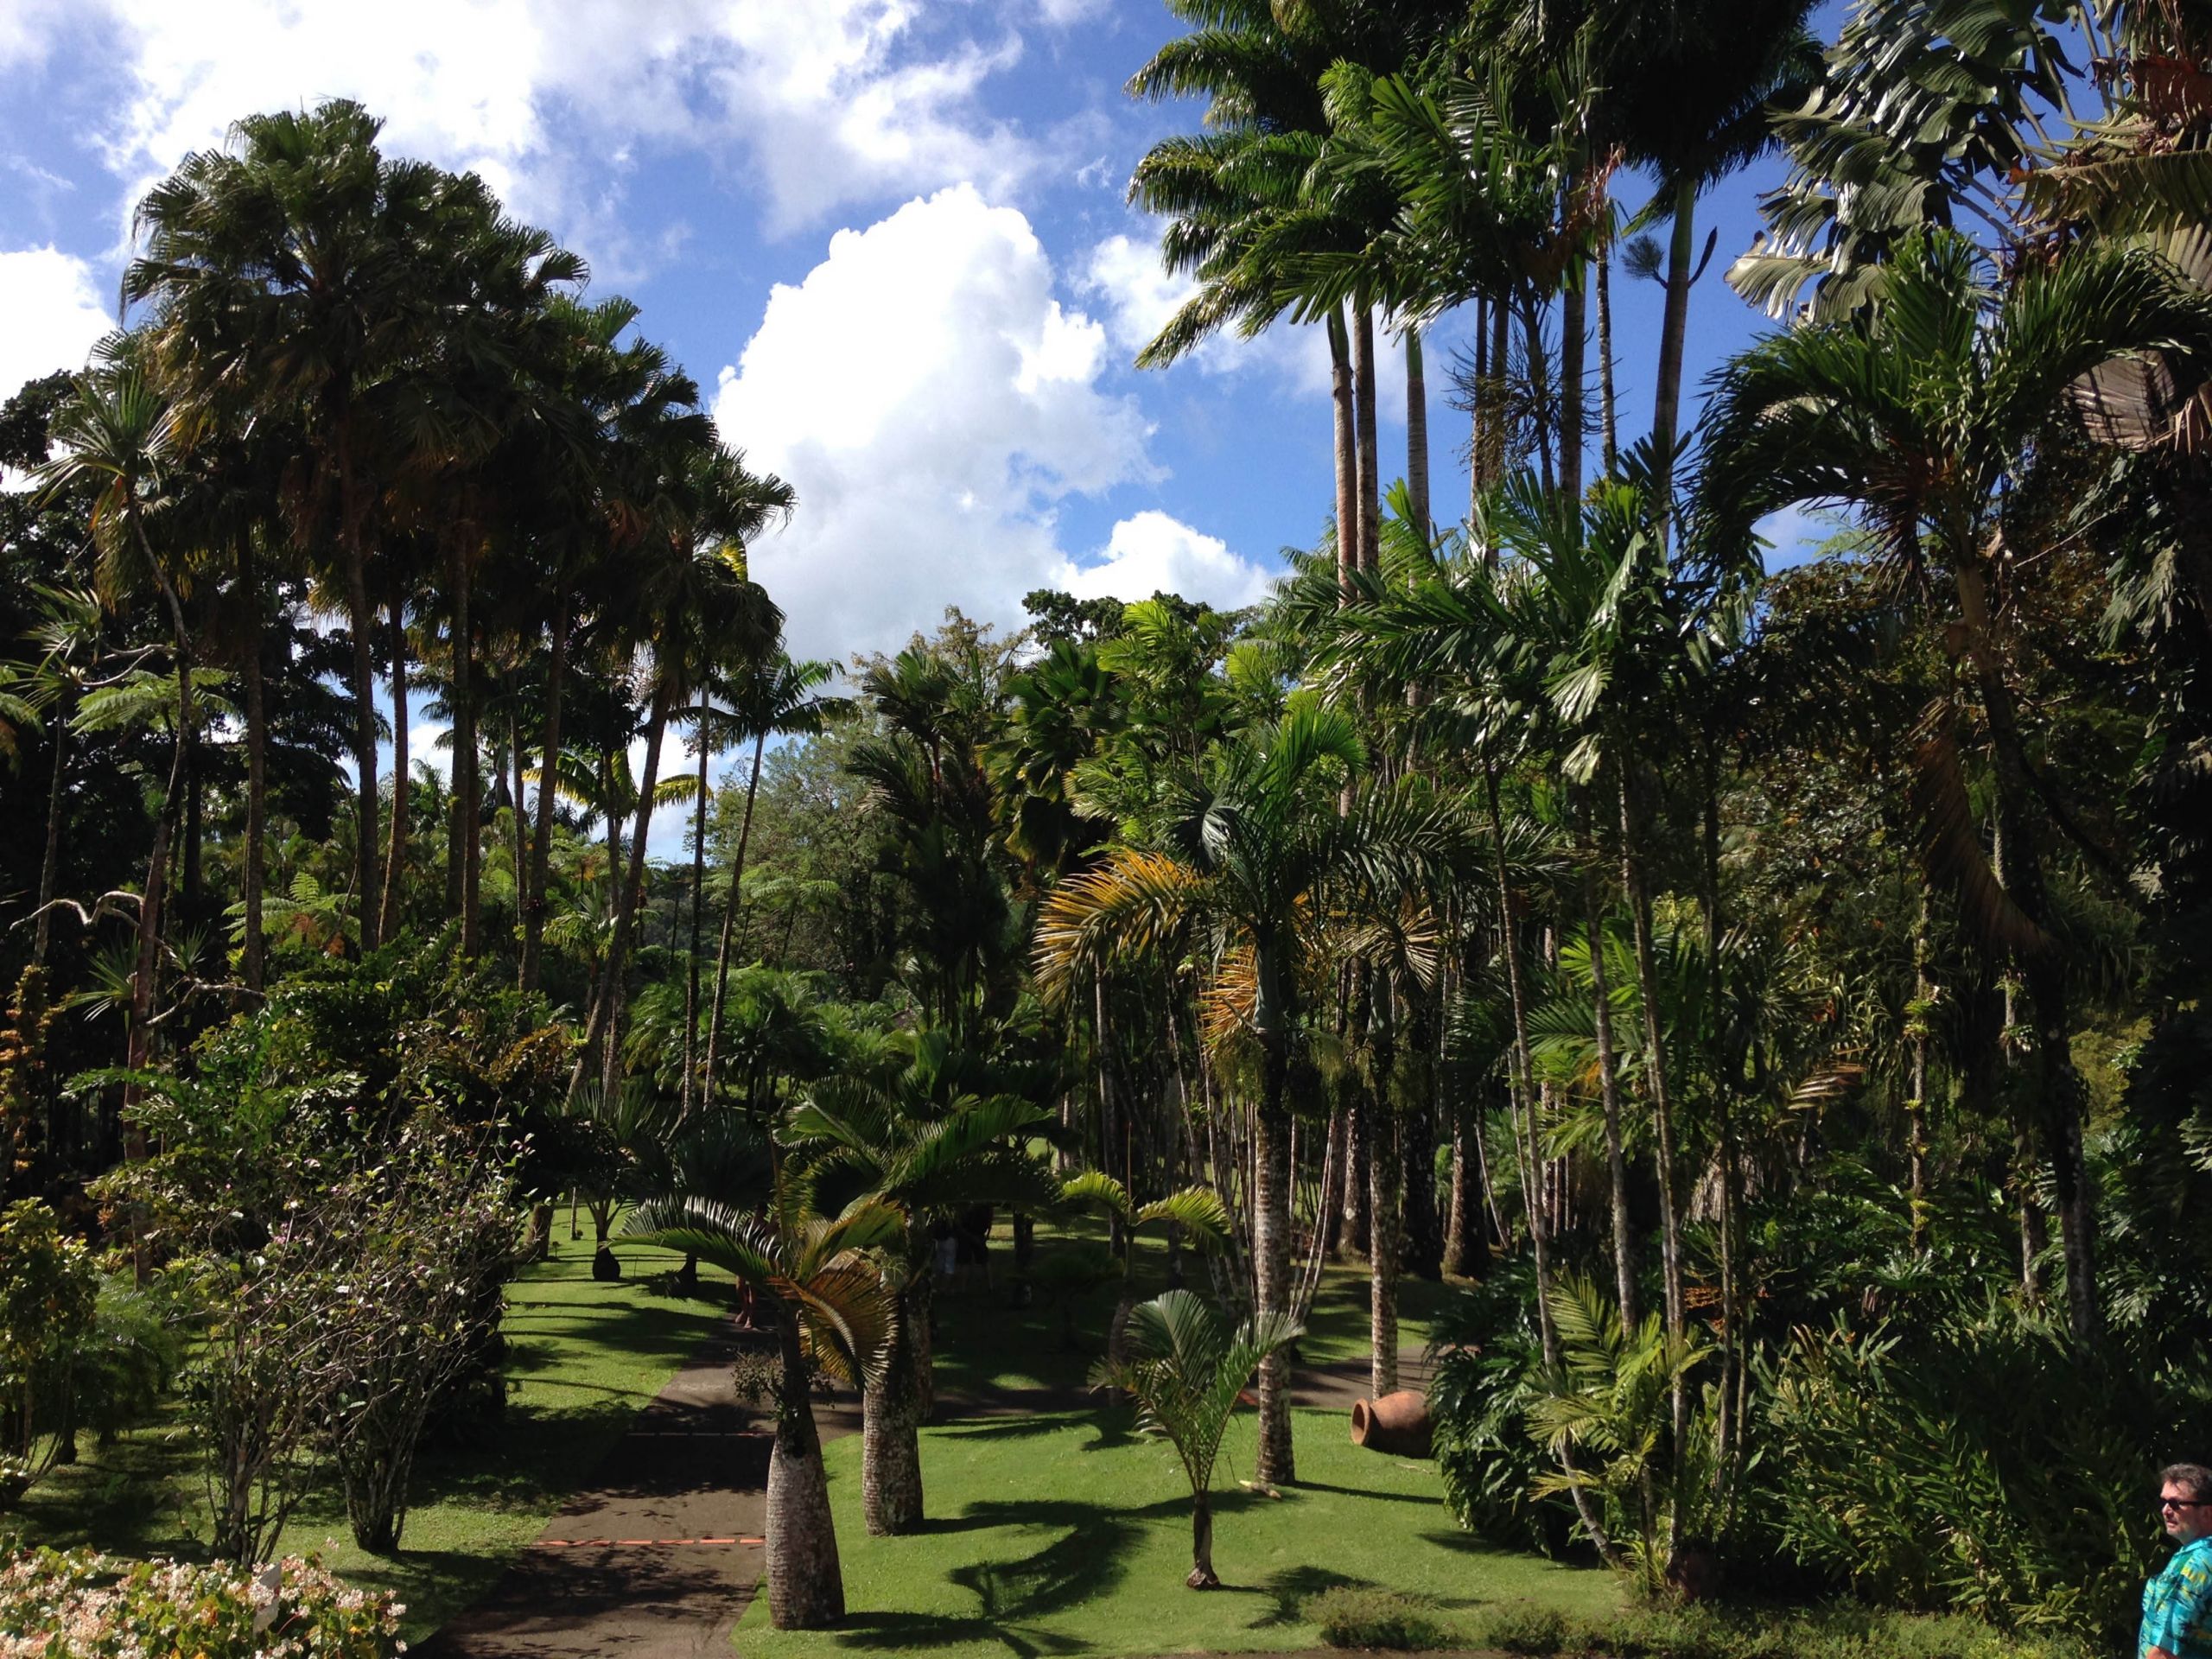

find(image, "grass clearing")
[931,1215,1467,1399]
[7,1230,727,1643]
[734,1405,1616,1659]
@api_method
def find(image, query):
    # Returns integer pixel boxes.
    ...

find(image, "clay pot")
[1349,1389,1431,1456]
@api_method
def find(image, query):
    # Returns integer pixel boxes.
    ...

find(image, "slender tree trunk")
[509,717,528,919]
[33,712,67,968]
[1405,326,1431,544]
[241,569,266,993]
[580,690,668,1104]
[1597,250,1618,472]
[1954,561,2099,1340]
[1485,765,1618,1563]
[1344,1092,1370,1256]
[1330,308,1360,590]
[520,589,569,993]
[1369,977,1402,1397]
[1253,1002,1296,1487]
[1402,984,1441,1281]
[1560,258,1586,505]
[453,550,481,956]
[1909,887,1933,1252]
[703,731,768,1107]
[1321,1103,1347,1260]
[766,1314,844,1629]
[1618,772,1687,1463]
[1525,293,1555,493]
[683,705,710,1118]
[1470,296,1489,526]
[1651,182,1697,546]
[378,601,409,943]
[1352,304,1381,574]
[1187,1488,1217,1589]
[336,404,380,955]
[1585,849,1637,1328]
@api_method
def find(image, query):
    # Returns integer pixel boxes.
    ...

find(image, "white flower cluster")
[0,1548,402,1659]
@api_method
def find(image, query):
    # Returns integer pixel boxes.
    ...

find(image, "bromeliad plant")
[1092,1288,1301,1590]
[626,1166,900,1630]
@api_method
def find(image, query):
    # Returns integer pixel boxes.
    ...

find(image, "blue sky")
[0,0,1837,850]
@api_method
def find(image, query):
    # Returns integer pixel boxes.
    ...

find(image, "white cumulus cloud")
[712,185,1168,663]
[1055,510,1274,613]
[1079,229,1332,391]
[0,246,112,406]
[35,0,1046,264]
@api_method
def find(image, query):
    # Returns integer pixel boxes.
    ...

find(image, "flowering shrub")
[0,1547,403,1657]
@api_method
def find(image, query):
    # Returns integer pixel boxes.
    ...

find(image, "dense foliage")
[3,0,2211,1647]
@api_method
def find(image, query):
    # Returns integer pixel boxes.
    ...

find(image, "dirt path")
[417,1319,860,1659]
[420,1323,1429,1657]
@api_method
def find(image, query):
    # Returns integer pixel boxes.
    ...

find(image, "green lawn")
[930,1215,1470,1400]
[10,1230,728,1643]
[734,1406,1616,1659]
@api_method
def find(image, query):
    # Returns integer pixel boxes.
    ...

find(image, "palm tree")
[126,100,472,951]
[1092,1289,1301,1589]
[1037,696,1461,1486]
[791,1071,1059,1535]
[1058,1170,1230,1362]
[1702,228,2212,1341]
[700,654,844,1112]
[627,1176,898,1629]
[36,365,191,1147]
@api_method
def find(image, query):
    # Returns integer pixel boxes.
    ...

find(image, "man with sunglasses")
[2144,1465,2212,1659]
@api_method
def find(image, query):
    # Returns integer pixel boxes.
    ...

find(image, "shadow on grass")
[1249,1564,1376,1629]
[879,1494,1158,1649]
[827,1611,1095,1659]
[1288,1478,1444,1506]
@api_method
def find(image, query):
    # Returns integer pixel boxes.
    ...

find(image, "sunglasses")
[2161,1498,2210,1511]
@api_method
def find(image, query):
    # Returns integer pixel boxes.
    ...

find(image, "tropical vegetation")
[3,1,2212,1656]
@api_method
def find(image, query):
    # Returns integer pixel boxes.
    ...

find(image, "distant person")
[2143,1465,2212,1659]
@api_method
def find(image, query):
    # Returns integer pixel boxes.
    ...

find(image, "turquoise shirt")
[2143,1535,2212,1659]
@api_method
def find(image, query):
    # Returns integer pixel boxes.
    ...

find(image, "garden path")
[418,1319,1428,1658]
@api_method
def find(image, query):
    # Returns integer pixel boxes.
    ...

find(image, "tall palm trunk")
[683,705,712,1118]
[1597,251,1618,472]
[1330,308,1359,588]
[1953,561,2099,1340]
[1252,957,1296,1487]
[1485,765,1618,1563]
[520,588,570,993]
[1650,181,1698,544]
[451,547,481,956]
[1585,807,1637,1326]
[33,712,68,968]
[334,402,380,955]
[1343,1092,1370,1255]
[1560,258,1586,505]
[1368,974,1402,1398]
[702,729,768,1106]
[241,553,267,992]
[378,601,409,943]
[1618,772,1688,1464]
[1402,987,1442,1280]
[1405,326,1431,543]
[1352,306,1381,575]
[122,535,194,1274]
[766,1313,844,1629]
[578,689,668,1105]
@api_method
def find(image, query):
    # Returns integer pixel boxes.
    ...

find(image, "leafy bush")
[0,1546,401,1657]
[1306,1585,1456,1649]
[1764,1309,2198,1645]
[1428,1269,1578,1556]
[0,1200,98,1502]
[1467,1602,2076,1659]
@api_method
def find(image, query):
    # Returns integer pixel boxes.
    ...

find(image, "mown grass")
[8,1230,728,1643]
[931,1212,1468,1399]
[733,1405,1616,1659]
